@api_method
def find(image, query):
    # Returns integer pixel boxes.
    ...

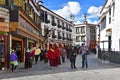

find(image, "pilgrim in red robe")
[47,47,55,67]
[54,44,61,66]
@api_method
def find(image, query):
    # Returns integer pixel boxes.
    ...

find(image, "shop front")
[0,22,9,70]
[0,7,9,70]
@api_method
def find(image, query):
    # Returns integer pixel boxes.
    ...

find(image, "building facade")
[9,0,42,63]
[74,22,96,51]
[98,0,120,51]
[38,1,74,47]
[0,2,9,70]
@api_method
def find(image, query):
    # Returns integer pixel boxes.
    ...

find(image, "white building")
[37,1,74,46]
[98,0,120,51]
[74,22,96,50]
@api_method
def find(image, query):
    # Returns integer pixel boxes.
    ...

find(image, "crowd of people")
[10,43,90,72]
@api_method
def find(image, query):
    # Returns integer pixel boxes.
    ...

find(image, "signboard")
[0,0,5,5]
[0,22,9,32]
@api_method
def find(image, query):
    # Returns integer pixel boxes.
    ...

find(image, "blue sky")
[41,0,106,24]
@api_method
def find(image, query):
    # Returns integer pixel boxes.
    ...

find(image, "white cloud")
[87,6,102,18]
[68,2,81,15]
[53,1,81,19]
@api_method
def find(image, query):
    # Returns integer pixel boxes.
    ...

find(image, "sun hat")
[26,49,30,52]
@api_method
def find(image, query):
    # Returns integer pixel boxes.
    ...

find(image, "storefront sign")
[17,29,38,42]
[0,22,9,32]
[0,0,5,5]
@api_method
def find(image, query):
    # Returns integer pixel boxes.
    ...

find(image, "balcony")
[52,35,56,38]
[63,37,66,40]
[45,19,50,24]
[67,38,70,41]
[69,29,72,32]
[57,25,61,28]
[58,36,62,39]
[70,39,73,41]
[62,26,65,29]
[52,21,56,26]
[66,28,69,31]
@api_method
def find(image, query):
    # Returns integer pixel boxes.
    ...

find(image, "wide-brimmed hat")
[26,49,30,52]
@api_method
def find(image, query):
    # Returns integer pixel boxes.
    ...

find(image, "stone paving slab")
[1,68,120,80]
[1,54,120,80]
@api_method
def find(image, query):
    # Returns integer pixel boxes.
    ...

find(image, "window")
[76,36,80,42]
[76,27,79,34]
[81,36,85,42]
[91,36,96,40]
[81,26,85,33]
[109,7,111,24]
[113,3,115,17]
[90,27,95,33]
[101,16,106,31]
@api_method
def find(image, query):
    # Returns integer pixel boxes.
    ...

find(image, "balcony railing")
[66,28,69,31]
[52,35,56,38]
[63,37,66,40]
[52,21,56,26]
[69,29,72,32]
[58,36,62,39]
[45,19,50,23]
[62,26,65,29]
[57,25,61,28]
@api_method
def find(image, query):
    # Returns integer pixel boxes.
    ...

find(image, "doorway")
[12,40,22,62]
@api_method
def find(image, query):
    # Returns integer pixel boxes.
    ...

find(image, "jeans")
[82,54,88,68]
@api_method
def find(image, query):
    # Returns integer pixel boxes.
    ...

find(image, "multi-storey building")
[0,1,9,70]
[74,15,96,51]
[98,0,120,51]
[37,1,74,47]
[9,0,42,63]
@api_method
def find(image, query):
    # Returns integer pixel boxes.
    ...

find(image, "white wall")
[100,0,120,51]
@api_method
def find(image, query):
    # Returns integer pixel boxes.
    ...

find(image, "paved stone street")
[0,54,120,80]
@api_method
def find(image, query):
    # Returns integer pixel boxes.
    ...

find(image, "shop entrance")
[12,40,22,62]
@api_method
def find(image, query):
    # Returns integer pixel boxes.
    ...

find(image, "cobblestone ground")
[0,54,120,80]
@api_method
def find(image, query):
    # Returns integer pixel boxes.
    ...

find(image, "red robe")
[47,48,55,66]
[55,48,61,65]
[47,48,55,60]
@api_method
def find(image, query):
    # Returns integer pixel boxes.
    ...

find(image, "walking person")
[46,44,55,69]
[34,47,41,64]
[25,49,32,69]
[10,50,18,72]
[54,44,61,66]
[70,47,77,69]
[60,45,67,63]
[40,45,48,63]
[80,43,88,69]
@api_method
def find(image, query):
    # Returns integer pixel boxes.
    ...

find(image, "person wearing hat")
[10,49,18,72]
